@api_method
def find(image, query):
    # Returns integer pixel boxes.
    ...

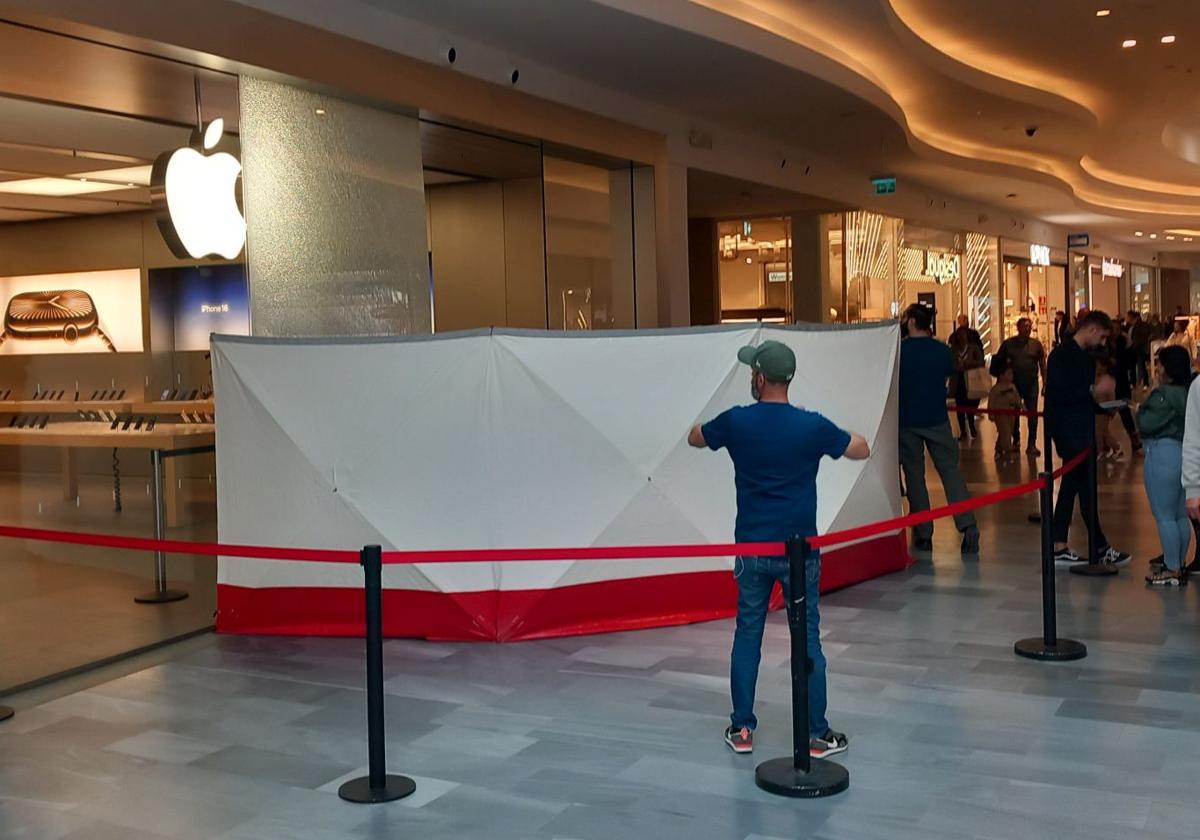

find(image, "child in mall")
[987,360,1022,462]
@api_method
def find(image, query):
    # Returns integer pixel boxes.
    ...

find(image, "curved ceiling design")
[636,0,1200,232]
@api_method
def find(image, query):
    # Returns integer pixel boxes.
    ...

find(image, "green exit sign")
[872,176,897,195]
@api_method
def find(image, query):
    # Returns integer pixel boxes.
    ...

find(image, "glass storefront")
[824,211,1000,349]
[999,241,1067,348]
[716,216,793,323]
[1128,263,1157,316]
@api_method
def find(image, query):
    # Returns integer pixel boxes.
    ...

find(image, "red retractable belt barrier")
[0,450,1092,562]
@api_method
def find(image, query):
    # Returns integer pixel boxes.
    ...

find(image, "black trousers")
[1051,436,1107,551]
[1012,379,1039,448]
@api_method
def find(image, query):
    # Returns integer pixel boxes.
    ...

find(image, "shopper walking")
[949,315,985,441]
[1138,346,1193,586]
[689,339,870,757]
[1045,310,1132,566]
[898,304,981,555]
[1127,310,1153,389]
[996,318,1046,456]
[1107,322,1143,455]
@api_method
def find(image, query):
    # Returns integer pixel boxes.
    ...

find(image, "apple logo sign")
[151,119,245,261]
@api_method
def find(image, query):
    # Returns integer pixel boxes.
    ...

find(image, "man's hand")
[1188,497,1200,522]
[844,433,870,461]
[687,425,707,448]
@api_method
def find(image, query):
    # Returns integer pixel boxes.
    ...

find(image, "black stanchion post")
[1070,409,1117,577]
[755,537,848,798]
[135,450,188,604]
[338,545,416,805]
[1014,415,1087,660]
[0,705,13,722]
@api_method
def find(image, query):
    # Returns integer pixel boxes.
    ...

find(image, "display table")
[0,422,215,527]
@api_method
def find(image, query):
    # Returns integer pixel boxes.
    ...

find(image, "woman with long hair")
[1137,345,1195,586]
[949,315,985,441]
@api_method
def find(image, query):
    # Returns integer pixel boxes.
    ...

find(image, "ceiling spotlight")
[315,107,326,115]
[1186,237,1194,242]
[1096,9,1111,16]
[78,177,88,182]
[1162,35,1176,44]
[1150,233,1158,239]
[1122,39,1137,48]
[1167,235,1177,240]
[1135,231,1144,236]
[745,256,753,264]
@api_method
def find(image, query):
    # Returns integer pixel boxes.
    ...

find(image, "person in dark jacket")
[1138,345,1193,586]
[949,315,985,440]
[1127,310,1153,388]
[1045,310,1132,566]
[1106,323,1143,455]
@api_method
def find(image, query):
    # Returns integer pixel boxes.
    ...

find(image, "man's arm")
[843,433,870,461]
[687,425,707,448]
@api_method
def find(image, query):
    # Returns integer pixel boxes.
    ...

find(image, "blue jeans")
[730,553,828,737]
[1143,438,1190,571]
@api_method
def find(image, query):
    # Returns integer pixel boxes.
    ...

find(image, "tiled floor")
[2,419,1199,839]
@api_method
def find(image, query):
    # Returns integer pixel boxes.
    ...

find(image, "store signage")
[201,303,231,314]
[767,270,790,284]
[1030,244,1051,266]
[871,176,897,195]
[151,119,246,261]
[1102,258,1124,278]
[924,251,961,285]
[1067,232,1090,248]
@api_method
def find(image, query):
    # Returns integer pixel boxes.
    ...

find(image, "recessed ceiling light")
[315,107,326,115]
[1162,35,1176,44]
[1096,9,1111,16]
[1122,39,1137,48]
[78,177,88,182]
[1167,235,1177,240]
[1135,231,1144,236]
[1150,233,1158,239]
[745,257,752,264]
[1186,237,1194,242]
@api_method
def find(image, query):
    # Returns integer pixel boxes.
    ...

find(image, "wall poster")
[0,268,143,355]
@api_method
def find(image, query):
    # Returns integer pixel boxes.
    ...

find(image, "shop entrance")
[716,216,794,323]
[1002,260,1066,346]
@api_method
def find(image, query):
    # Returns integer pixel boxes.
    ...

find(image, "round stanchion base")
[1014,637,1087,661]
[0,705,13,722]
[134,589,189,604]
[1068,562,1118,577]
[755,757,849,798]
[338,774,416,804]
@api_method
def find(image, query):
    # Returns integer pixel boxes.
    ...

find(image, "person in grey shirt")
[997,318,1047,456]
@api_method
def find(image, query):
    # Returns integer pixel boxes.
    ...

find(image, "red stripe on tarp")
[214,532,911,641]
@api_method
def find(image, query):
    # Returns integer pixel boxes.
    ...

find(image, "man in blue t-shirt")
[689,339,870,757]
[899,303,980,555]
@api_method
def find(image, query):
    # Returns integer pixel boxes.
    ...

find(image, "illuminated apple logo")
[151,119,245,260]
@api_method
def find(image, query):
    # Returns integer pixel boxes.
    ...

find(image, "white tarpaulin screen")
[212,323,903,640]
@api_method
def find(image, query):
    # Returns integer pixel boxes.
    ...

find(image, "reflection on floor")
[2,418,1198,839]
[0,472,216,692]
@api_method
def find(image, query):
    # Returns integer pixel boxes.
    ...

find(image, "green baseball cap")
[737,339,795,382]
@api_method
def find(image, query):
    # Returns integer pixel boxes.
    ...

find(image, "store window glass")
[823,213,845,322]
[716,216,793,323]
[543,155,639,330]
[0,41,236,692]
[844,211,898,323]
[965,233,1000,353]
[896,221,962,338]
[1129,264,1155,316]
[1070,253,1089,314]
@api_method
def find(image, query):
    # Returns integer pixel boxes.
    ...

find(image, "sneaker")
[1146,569,1187,587]
[1054,547,1083,564]
[1098,546,1132,566]
[912,537,933,552]
[724,725,753,754]
[961,528,980,555]
[810,730,849,758]
[1149,554,1165,571]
